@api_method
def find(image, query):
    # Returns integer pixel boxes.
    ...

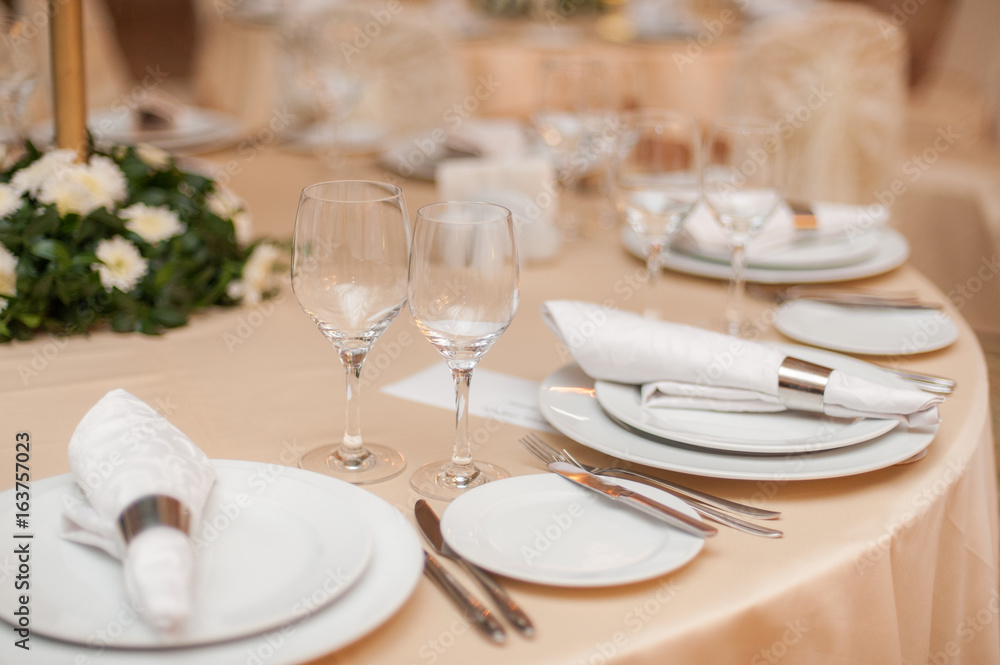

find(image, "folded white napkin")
[61,389,216,631]
[677,200,889,258]
[541,301,942,427]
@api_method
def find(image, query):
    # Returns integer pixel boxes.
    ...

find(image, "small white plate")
[0,464,373,649]
[0,461,425,665]
[774,299,959,355]
[441,474,704,587]
[623,226,910,284]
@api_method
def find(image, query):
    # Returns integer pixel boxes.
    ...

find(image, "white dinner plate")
[774,299,959,355]
[595,352,899,454]
[441,474,704,587]
[623,226,910,284]
[0,464,372,648]
[33,107,244,153]
[673,225,882,270]
[0,461,424,665]
[538,365,937,481]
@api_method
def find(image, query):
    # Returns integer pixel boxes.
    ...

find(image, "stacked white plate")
[0,460,423,665]
[537,344,937,481]
[623,201,911,284]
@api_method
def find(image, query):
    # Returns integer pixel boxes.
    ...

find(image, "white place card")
[380,365,556,432]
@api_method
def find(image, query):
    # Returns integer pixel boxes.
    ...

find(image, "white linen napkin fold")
[61,389,216,631]
[676,200,889,258]
[541,301,942,427]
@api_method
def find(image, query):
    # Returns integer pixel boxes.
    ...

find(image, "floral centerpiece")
[0,141,281,342]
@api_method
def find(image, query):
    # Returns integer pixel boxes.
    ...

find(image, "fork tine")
[559,448,587,470]
[525,433,569,463]
[518,435,560,466]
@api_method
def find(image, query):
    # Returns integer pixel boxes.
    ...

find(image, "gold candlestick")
[50,0,87,159]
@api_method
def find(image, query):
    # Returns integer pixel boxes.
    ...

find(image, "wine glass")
[0,13,38,157]
[702,117,784,336]
[530,58,615,240]
[610,109,700,318]
[408,201,519,501]
[291,181,410,484]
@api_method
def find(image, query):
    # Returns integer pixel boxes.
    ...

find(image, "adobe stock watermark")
[854,457,966,575]
[520,500,588,564]
[750,619,810,664]
[339,1,404,63]
[391,74,502,179]
[673,3,744,71]
[926,589,1000,665]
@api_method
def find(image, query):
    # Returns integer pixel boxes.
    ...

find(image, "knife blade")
[546,462,717,538]
[422,550,506,644]
[415,500,534,636]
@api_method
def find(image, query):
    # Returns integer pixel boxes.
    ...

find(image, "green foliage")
[0,142,276,342]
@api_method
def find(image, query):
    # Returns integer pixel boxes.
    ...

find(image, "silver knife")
[422,550,506,644]
[416,500,534,637]
[546,462,717,538]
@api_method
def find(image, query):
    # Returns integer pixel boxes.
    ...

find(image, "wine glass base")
[409,460,510,502]
[299,444,406,485]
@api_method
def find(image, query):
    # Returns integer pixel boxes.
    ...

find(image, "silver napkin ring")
[118,495,191,545]
[777,356,833,413]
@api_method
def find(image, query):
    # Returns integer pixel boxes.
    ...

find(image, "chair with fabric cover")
[727,2,908,205]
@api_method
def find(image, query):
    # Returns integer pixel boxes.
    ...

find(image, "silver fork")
[873,365,955,395]
[519,435,783,538]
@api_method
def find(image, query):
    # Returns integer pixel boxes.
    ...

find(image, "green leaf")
[15,312,41,328]
[30,239,72,265]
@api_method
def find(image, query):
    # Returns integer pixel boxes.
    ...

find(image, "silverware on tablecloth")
[519,434,781,520]
[415,500,534,637]
[872,365,956,395]
[773,286,944,311]
[422,550,506,644]
[545,462,718,538]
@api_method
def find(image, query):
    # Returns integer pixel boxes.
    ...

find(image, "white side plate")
[441,474,704,587]
[774,299,958,355]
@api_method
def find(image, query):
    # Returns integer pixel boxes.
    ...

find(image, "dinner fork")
[519,435,783,537]
[520,436,782,538]
[873,365,955,395]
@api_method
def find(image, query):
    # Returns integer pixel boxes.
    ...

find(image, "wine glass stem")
[447,362,479,482]
[643,242,664,318]
[726,242,748,336]
[338,347,369,466]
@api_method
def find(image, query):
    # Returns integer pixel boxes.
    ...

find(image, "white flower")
[121,203,185,244]
[77,155,128,209]
[232,210,253,245]
[37,175,95,216]
[92,236,148,292]
[0,297,7,313]
[206,187,243,218]
[0,242,17,296]
[0,183,22,219]
[35,154,128,216]
[12,149,77,196]
[136,143,171,170]
[239,243,281,305]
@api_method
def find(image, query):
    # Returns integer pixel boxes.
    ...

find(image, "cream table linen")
[0,149,996,665]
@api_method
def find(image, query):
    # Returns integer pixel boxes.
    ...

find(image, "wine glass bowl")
[610,109,701,318]
[702,117,784,336]
[0,14,37,155]
[291,180,410,484]
[408,201,519,501]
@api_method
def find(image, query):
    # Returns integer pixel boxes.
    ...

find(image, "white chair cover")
[728,2,907,204]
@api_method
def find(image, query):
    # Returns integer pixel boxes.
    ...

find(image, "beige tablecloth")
[0,147,997,665]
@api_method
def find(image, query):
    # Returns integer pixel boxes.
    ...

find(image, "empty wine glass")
[702,117,784,336]
[531,58,615,240]
[291,181,410,484]
[610,109,700,318]
[408,201,519,501]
